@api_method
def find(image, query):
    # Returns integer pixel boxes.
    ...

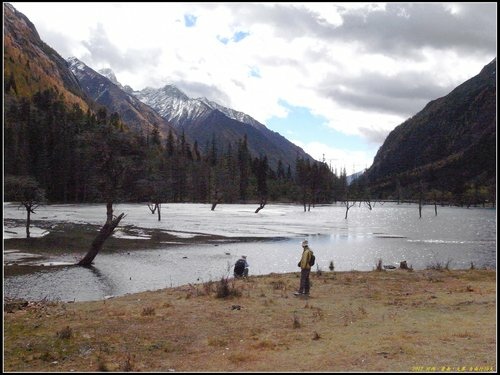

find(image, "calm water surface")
[3,202,496,302]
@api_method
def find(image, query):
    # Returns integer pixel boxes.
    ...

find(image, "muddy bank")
[4,219,278,254]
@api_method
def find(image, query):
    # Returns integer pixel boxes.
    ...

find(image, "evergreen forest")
[4,89,344,210]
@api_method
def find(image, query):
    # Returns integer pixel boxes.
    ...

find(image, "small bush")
[141,306,155,316]
[358,306,367,316]
[96,356,109,372]
[312,331,321,340]
[40,351,56,362]
[228,352,249,363]
[316,265,323,276]
[292,314,301,329]
[121,353,133,372]
[215,277,241,299]
[251,340,276,350]
[427,259,452,271]
[270,280,285,290]
[312,307,323,320]
[203,280,215,295]
[207,337,228,347]
[426,262,441,270]
[375,258,383,271]
[56,326,72,339]
[444,259,452,270]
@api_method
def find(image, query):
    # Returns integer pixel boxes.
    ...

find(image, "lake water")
[3,202,496,302]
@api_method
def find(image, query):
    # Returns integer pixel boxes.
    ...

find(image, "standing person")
[234,255,249,278]
[294,240,313,296]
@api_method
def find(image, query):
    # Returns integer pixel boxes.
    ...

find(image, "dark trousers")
[299,268,310,294]
[234,268,248,278]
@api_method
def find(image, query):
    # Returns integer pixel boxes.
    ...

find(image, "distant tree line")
[4,89,347,209]
[348,170,495,209]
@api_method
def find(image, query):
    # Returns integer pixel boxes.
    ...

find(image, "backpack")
[309,252,315,267]
[234,259,246,275]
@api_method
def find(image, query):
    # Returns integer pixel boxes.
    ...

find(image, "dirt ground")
[3,268,496,372]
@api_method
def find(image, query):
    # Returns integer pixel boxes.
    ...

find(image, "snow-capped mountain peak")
[197,97,266,130]
[98,68,120,86]
[132,85,266,131]
[67,56,86,72]
[132,85,211,126]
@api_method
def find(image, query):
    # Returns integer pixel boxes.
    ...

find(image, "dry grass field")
[4,268,496,372]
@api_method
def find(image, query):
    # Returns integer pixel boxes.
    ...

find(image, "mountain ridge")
[67,57,178,140]
[3,3,90,111]
[362,58,496,198]
[129,82,313,169]
[91,65,313,170]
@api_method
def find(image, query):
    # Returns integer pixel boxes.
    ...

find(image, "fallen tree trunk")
[77,203,125,267]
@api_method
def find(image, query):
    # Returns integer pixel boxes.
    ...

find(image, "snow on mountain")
[132,85,212,126]
[98,68,121,87]
[85,65,268,132]
[66,57,178,139]
[67,56,91,79]
[197,97,267,131]
[132,85,267,131]
[65,58,313,169]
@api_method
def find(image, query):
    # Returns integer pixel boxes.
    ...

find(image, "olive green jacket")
[299,247,313,270]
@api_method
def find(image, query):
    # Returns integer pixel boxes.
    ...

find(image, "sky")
[9,2,497,174]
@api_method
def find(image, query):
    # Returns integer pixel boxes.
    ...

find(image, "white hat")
[302,240,308,247]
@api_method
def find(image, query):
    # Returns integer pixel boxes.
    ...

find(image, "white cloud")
[292,140,376,175]
[10,2,496,155]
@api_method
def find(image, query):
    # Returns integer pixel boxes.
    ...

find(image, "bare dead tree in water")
[254,155,268,213]
[5,175,46,238]
[211,189,222,211]
[418,180,425,219]
[255,197,267,213]
[78,203,125,267]
[343,199,356,219]
[77,120,136,266]
[147,203,157,214]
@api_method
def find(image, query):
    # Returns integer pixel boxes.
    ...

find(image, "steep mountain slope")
[67,58,177,139]
[364,58,496,196]
[132,85,312,170]
[3,3,90,110]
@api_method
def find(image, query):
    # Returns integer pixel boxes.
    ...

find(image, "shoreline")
[4,263,495,304]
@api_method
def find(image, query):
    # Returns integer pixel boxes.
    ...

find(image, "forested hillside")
[356,58,496,206]
[3,3,90,111]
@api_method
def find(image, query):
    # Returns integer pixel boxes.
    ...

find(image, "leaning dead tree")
[211,190,222,211]
[254,156,268,213]
[76,120,132,266]
[255,197,267,213]
[78,202,125,267]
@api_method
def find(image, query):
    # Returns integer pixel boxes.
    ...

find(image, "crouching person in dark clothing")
[234,255,249,278]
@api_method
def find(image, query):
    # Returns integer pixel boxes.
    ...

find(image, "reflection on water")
[3,203,496,302]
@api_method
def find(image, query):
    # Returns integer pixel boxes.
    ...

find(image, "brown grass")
[3,269,497,372]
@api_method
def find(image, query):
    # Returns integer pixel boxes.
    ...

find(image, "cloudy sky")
[10,2,497,174]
